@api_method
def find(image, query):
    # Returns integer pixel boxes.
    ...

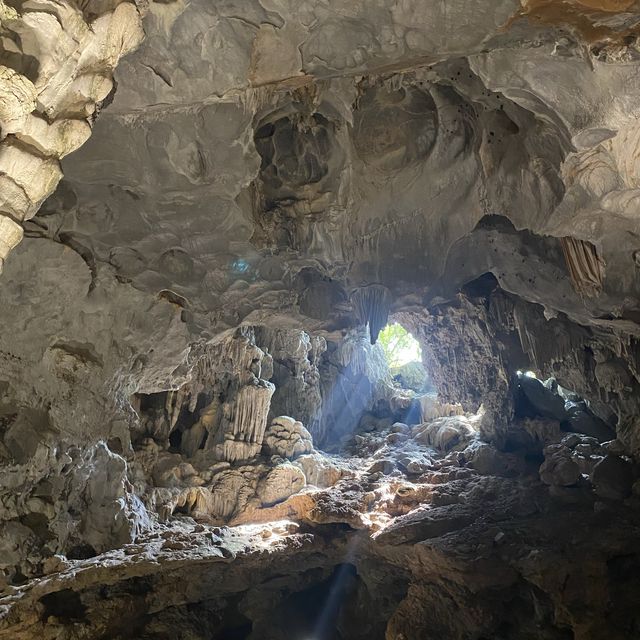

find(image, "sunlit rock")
[412,415,478,452]
[263,416,313,460]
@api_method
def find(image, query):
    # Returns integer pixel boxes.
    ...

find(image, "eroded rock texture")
[0,0,143,271]
[3,0,640,638]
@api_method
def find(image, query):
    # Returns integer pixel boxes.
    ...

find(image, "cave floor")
[3,413,640,640]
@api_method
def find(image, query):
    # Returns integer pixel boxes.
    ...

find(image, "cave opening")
[378,322,431,395]
[264,563,361,639]
[379,322,421,368]
[237,562,402,640]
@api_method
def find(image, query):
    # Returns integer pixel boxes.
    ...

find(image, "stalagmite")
[263,416,314,460]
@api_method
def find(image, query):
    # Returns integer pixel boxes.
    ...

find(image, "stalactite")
[383,72,407,93]
[222,382,275,462]
[208,473,247,520]
[233,383,274,443]
[338,339,362,372]
[239,85,277,114]
[165,388,186,431]
[351,284,392,344]
[336,334,369,375]
[560,236,605,297]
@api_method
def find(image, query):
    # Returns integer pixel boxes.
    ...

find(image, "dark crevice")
[57,233,98,293]
[40,590,87,623]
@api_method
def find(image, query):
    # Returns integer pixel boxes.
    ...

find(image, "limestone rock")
[256,463,306,508]
[591,455,634,500]
[419,397,465,423]
[294,452,343,488]
[391,360,428,392]
[0,216,22,274]
[2,0,640,637]
[413,416,478,452]
[465,441,523,477]
[263,416,313,460]
[602,439,626,456]
[221,380,275,463]
[42,554,72,576]
[518,374,567,422]
[565,401,615,442]
[0,66,36,134]
[0,0,143,266]
[15,116,92,159]
[539,444,581,487]
[78,443,150,553]
[367,458,395,475]
[505,417,563,453]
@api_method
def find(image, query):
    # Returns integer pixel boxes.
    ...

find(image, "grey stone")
[591,456,633,501]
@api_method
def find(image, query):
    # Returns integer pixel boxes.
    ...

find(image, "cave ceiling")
[3,0,640,352]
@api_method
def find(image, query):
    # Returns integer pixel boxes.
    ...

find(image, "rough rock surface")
[0,0,143,272]
[263,416,313,460]
[2,410,640,639]
[2,0,640,638]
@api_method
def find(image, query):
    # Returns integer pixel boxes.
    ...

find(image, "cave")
[2,2,640,639]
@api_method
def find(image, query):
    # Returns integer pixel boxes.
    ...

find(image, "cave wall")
[401,287,525,446]
[406,279,640,454]
[0,237,191,585]
[253,326,325,436]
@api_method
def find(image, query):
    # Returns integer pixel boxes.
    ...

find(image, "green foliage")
[378,323,422,369]
[392,360,428,392]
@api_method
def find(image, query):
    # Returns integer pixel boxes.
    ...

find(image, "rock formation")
[0,0,143,271]
[3,0,640,638]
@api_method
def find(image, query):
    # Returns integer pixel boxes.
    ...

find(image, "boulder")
[294,452,343,488]
[465,441,519,477]
[256,463,306,507]
[262,416,313,460]
[413,416,476,452]
[565,403,615,442]
[518,374,566,421]
[368,458,395,475]
[591,455,633,500]
[391,360,428,392]
[539,445,580,487]
[601,439,626,457]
